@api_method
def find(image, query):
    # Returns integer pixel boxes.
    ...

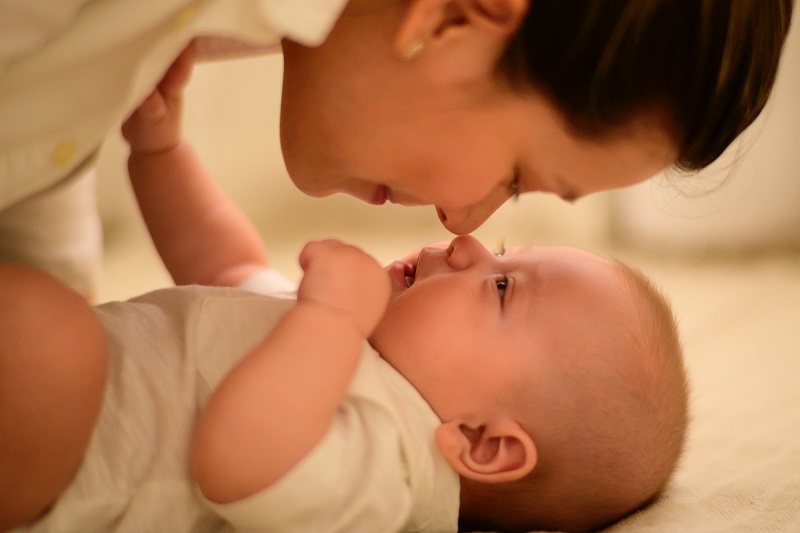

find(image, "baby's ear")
[435,419,536,483]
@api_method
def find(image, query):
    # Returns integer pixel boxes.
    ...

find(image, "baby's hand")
[297,239,391,337]
[121,43,195,154]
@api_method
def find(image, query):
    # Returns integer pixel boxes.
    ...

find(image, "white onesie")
[16,272,459,532]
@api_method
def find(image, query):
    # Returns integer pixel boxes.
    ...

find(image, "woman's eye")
[495,277,508,299]
[508,173,520,201]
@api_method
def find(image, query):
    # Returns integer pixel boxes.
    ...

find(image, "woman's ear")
[394,0,528,61]
[435,418,537,483]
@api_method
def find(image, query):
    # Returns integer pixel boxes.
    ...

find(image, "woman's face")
[280,4,677,235]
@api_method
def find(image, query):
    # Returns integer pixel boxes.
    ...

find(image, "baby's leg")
[0,263,107,529]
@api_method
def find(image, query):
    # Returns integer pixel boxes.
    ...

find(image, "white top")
[0,0,348,209]
[201,314,460,533]
[15,271,459,533]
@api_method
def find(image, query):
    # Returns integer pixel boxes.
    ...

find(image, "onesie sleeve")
[235,268,296,296]
[200,395,413,532]
[257,0,349,47]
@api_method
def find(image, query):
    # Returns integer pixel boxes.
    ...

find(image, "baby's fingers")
[157,42,195,99]
[297,240,390,335]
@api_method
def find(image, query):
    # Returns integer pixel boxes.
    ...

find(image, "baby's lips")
[386,260,415,290]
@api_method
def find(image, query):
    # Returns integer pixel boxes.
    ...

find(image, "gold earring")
[402,40,425,60]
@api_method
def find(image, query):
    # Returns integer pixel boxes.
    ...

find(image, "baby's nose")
[446,235,488,270]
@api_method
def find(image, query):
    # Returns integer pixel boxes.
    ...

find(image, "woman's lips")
[371,185,388,205]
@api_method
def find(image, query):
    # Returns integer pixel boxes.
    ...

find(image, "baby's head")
[370,235,688,532]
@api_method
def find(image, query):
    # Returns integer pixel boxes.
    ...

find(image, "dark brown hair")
[503,0,794,170]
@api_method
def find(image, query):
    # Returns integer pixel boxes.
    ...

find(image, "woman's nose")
[437,205,495,235]
[446,235,489,270]
[436,190,510,235]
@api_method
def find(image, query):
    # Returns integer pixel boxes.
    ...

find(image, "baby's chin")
[366,328,387,360]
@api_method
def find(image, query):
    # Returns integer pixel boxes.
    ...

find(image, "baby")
[1,234,687,533]
[0,52,688,533]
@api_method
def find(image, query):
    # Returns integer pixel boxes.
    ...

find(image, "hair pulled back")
[504,0,794,170]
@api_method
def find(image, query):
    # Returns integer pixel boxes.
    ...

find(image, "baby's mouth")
[387,260,416,290]
[403,262,416,287]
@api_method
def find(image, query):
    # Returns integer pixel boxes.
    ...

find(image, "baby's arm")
[122,43,267,287]
[192,239,391,504]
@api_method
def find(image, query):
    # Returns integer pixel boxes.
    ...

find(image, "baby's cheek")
[371,306,420,354]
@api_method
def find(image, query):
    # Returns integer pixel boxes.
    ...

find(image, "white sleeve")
[0,1,88,77]
[201,396,413,533]
[259,0,349,46]
[236,268,296,296]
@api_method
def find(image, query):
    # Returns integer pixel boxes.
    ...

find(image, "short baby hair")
[460,260,688,533]
[502,0,794,171]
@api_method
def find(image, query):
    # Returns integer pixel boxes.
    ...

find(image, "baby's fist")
[297,240,390,336]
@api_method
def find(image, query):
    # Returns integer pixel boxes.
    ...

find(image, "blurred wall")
[610,11,800,254]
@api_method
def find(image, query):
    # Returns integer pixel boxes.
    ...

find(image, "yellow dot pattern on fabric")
[174,5,198,29]
[51,140,78,168]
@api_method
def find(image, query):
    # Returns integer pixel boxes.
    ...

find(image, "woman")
[0,0,793,291]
